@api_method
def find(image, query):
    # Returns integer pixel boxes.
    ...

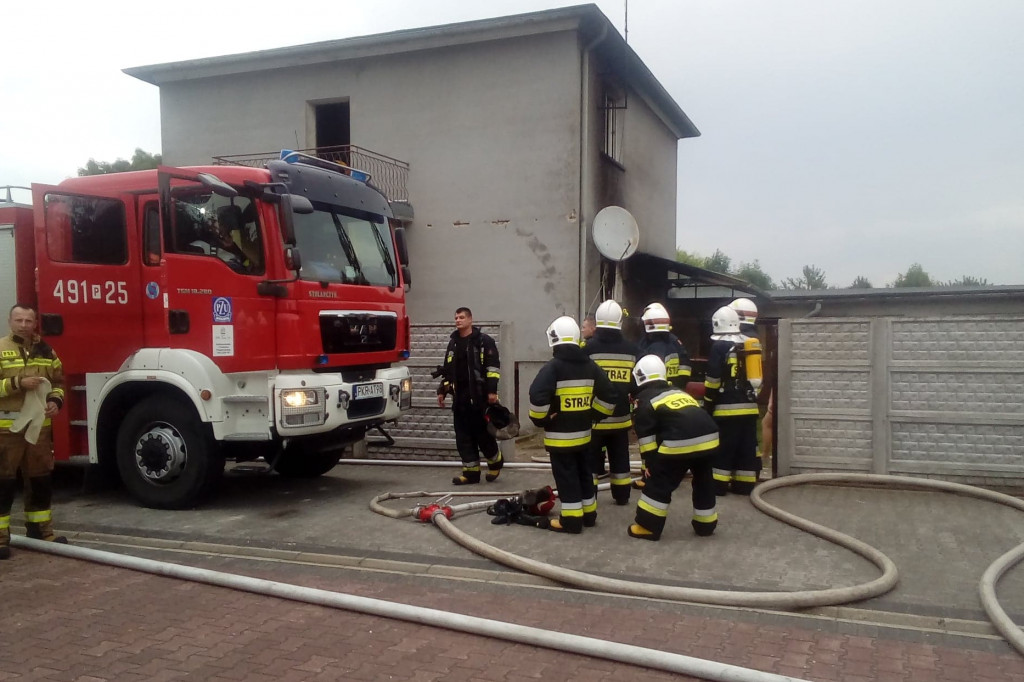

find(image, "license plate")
[353,382,384,400]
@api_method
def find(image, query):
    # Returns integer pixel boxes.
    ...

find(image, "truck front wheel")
[116,395,224,509]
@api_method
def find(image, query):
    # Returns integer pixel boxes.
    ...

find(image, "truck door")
[158,171,277,373]
[31,185,146,374]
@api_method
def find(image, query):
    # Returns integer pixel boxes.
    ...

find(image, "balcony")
[212,145,409,204]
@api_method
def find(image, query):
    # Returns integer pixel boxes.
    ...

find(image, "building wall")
[777,315,1024,491]
[156,29,684,429]
[160,31,582,357]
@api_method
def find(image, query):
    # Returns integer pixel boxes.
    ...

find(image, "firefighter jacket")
[703,336,759,418]
[638,332,691,388]
[528,344,618,452]
[436,326,500,407]
[582,328,638,431]
[633,381,720,460]
[0,333,65,431]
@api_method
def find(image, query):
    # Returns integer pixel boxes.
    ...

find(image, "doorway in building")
[314,101,350,163]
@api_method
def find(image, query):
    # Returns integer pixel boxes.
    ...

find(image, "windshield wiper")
[370,222,397,284]
[331,212,365,283]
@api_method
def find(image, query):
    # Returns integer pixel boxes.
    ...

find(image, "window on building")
[602,89,626,165]
[44,194,127,265]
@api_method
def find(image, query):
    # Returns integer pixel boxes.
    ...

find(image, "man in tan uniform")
[0,304,67,559]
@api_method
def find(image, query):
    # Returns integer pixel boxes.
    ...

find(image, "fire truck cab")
[0,152,412,509]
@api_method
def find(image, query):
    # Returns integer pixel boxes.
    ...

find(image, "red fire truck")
[0,152,413,509]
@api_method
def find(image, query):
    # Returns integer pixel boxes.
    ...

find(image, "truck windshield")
[293,204,397,287]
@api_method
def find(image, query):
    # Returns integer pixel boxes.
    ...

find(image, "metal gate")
[777,316,1024,489]
[367,321,505,459]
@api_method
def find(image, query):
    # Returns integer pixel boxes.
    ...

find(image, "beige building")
[126,5,701,447]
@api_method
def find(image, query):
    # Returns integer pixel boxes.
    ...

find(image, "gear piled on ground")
[486,487,556,528]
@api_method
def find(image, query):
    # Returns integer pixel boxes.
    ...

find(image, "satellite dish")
[592,206,639,261]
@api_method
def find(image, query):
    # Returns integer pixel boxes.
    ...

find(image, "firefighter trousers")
[549,445,596,533]
[589,428,631,503]
[0,428,58,546]
[712,415,760,495]
[635,452,717,539]
[452,402,500,481]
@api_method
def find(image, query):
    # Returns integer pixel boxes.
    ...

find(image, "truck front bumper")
[274,366,411,437]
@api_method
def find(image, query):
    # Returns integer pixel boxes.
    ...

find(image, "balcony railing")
[212,145,409,203]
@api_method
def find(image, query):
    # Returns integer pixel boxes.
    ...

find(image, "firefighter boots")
[25,521,68,544]
[627,523,660,541]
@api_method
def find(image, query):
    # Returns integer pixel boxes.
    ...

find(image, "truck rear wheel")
[272,443,343,478]
[116,395,224,509]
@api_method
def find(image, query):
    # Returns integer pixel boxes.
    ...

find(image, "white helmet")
[729,298,758,327]
[711,306,741,337]
[641,302,671,333]
[595,299,623,330]
[546,316,581,347]
[633,354,667,387]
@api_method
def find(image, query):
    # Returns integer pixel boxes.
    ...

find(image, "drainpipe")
[805,301,822,318]
[578,22,608,320]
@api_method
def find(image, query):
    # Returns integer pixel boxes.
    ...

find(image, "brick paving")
[2,549,1023,682]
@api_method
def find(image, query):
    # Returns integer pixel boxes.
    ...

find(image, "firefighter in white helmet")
[638,303,691,390]
[704,306,760,495]
[728,298,758,336]
[635,302,691,490]
[729,297,769,461]
[529,316,618,533]
[582,300,638,505]
[628,355,720,541]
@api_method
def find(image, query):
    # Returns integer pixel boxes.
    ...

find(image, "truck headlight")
[282,389,319,408]
[399,377,413,410]
[280,388,327,426]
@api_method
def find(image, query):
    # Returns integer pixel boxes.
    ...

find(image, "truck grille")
[320,312,397,354]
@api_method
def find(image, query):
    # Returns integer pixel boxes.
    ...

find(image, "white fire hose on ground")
[12,470,1024,682]
[370,471,1024,656]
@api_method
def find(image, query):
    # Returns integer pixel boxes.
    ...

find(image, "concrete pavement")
[1,453,1023,681]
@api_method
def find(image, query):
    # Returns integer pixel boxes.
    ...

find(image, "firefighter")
[580,314,597,345]
[0,304,67,560]
[704,306,761,495]
[582,299,638,504]
[528,316,617,533]
[728,297,759,337]
[436,307,503,485]
[634,302,691,490]
[638,302,691,389]
[730,297,768,458]
[628,355,720,541]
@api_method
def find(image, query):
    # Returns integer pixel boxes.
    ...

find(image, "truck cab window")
[44,194,127,265]
[293,205,396,286]
[165,191,264,275]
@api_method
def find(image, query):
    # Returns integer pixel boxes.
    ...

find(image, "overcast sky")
[3,0,1021,286]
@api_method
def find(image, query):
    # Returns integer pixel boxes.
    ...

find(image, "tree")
[675,249,706,268]
[781,264,828,290]
[850,275,873,289]
[78,148,162,176]
[734,260,775,291]
[945,275,989,287]
[703,249,732,275]
[891,263,933,288]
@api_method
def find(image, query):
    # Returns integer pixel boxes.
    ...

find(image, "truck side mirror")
[394,226,410,265]
[277,194,314,245]
[401,265,412,291]
[285,246,302,272]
